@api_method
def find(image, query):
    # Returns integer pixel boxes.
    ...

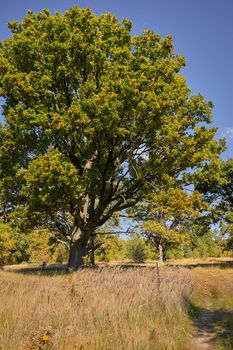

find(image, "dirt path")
[193,304,216,350]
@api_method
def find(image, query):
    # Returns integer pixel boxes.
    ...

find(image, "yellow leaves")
[42,335,50,341]
[144,220,189,244]
[51,113,67,131]
[22,327,54,350]
[0,54,10,75]
[142,187,207,248]
[144,220,170,236]
[149,188,204,219]
[28,229,53,263]
[0,223,17,265]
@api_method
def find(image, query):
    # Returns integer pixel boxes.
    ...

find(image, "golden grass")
[0,267,193,350]
[168,257,233,267]
[190,266,233,350]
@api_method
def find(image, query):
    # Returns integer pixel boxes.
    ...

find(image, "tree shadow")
[188,299,233,347]
[4,263,68,276]
[4,262,160,275]
[4,258,233,276]
[171,259,233,270]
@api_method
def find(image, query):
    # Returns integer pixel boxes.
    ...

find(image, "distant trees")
[166,224,223,259]
[0,221,229,266]
[196,159,233,250]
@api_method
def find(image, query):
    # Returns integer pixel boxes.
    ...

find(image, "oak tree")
[136,188,207,261]
[0,7,222,269]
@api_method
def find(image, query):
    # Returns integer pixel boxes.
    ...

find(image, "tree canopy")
[133,188,208,261]
[0,7,223,269]
[196,159,233,248]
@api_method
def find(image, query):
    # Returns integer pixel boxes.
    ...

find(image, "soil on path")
[192,303,216,350]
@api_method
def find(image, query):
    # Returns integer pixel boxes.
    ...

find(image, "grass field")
[0,258,233,350]
[191,264,233,349]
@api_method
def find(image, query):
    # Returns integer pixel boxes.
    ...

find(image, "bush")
[52,244,69,263]
[94,235,125,262]
[0,223,17,265]
[28,229,53,263]
[125,238,147,262]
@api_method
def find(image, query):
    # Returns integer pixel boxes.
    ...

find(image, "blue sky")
[0,0,233,159]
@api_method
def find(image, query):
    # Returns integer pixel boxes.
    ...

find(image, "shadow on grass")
[187,299,233,348]
[4,263,68,275]
[4,261,163,275]
[4,258,233,276]
[178,260,233,270]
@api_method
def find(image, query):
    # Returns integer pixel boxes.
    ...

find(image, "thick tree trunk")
[67,239,88,270]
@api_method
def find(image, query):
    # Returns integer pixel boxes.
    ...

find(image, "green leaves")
[0,223,17,265]
[20,149,83,209]
[0,7,223,244]
[138,188,208,255]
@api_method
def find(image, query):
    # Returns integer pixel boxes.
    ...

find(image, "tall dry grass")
[191,267,233,350]
[0,267,193,350]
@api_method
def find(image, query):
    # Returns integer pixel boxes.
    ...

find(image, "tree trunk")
[158,244,164,262]
[67,239,88,270]
[89,234,95,268]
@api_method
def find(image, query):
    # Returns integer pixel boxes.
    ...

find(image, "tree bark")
[67,239,88,270]
[158,244,164,262]
[89,234,95,268]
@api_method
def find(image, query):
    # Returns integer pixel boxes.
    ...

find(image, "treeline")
[1,222,231,266]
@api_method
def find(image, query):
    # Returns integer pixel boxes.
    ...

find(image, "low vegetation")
[191,265,233,349]
[0,266,193,350]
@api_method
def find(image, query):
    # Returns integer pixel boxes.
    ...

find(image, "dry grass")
[191,267,233,349]
[0,266,193,350]
[168,257,233,267]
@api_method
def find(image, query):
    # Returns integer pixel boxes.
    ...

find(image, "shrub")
[0,223,17,265]
[125,238,147,262]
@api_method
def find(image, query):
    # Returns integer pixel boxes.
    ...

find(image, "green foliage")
[167,225,223,259]
[125,237,148,262]
[28,229,53,263]
[196,159,233,249]
[191,232,222,258]
[12,230,29,263]
[94,234,124,261]
[0,7,223,267]
[53,243,69,263]
[0,223,17,265]
[136,188,207,259]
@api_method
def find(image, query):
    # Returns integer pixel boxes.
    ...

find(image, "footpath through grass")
[190,265,233,349]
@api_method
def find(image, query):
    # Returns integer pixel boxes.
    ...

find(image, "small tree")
[138,188,207,261]
[125,238,147,262]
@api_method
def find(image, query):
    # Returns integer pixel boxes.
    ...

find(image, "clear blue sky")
[0,0,233,159]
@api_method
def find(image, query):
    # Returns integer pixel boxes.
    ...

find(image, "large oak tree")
[0,7,223,269]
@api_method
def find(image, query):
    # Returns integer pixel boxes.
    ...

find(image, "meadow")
[0,259,233,350]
